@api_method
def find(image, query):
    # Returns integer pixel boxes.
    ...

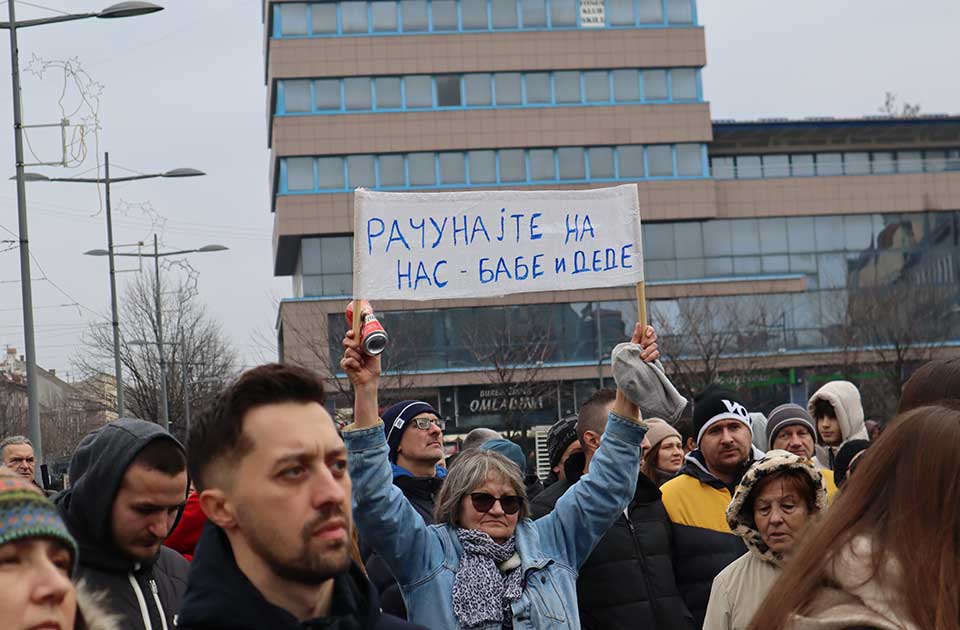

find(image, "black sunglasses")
[469,492,524,515]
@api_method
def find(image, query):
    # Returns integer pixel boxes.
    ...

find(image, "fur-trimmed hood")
[75,580,121,630]
[808,381,868,445]
[726,450,828,567]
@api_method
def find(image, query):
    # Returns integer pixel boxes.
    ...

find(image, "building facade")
[263,0,960,427]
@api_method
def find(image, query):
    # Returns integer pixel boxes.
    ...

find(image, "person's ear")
[199,488,236,530]
[582,431,602,452]
[685,437,697,453]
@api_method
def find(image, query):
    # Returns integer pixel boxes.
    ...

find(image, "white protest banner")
[353,185,644,302]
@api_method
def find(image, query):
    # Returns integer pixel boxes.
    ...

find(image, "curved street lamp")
[2,1,163,475]
[22,154,203,417]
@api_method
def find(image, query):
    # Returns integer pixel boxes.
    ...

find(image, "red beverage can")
[345,300,389,356]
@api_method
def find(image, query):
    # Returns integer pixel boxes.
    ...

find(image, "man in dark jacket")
[55,418,190,630]
[660,387,754,628]
[179,363,422,629]
[531,388,694,630]
[364,399,446,618]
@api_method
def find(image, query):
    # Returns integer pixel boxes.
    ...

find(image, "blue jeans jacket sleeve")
[535,412,647,569]
[344,423,441,587]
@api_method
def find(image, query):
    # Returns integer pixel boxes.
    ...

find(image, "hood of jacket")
[726,450,828,567]
[54,418,187,573]
[808,381,868,445]
[179,522,385,629]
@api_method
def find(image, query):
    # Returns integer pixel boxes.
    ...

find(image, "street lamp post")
[2,1,163,475]
[24,157,205,416]
[85,237,227,431]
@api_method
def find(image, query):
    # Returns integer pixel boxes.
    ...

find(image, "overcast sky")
[0,0,957,378]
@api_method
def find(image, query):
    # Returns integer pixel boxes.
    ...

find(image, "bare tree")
[879,92,921,118]
[40,386,107,464]
[283,312,424,418]
[75,271,238,442]
[652,297,774,398]
[848,282,954,398]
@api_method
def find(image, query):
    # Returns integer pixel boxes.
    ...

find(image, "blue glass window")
[274,0,701,38]
[341,2,368,33]
[286,157,314,191]
[647,145,674,177]
[372,2,399,31]
[521,0,547,27]
[464,73,493,106]
[311,3,337,33]
[491,0,518,28]
[495,73,523,105]
[432,0,458,30]
[280,143,708,194]
[374,77,402,109]
[644,70,668,100]
[401,0,429,31]
[284,81,311,112]
[468,150,497,183]
[463,1,489,28]
[279,4,308,36]
[551,0,577,25]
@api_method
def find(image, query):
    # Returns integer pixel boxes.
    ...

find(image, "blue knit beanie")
[382,400,441,462]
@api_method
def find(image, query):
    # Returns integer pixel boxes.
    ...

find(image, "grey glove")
[611,343,688,424]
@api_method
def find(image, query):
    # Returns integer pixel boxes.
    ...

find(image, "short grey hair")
[0,435,32,458]
[435,449,529,526]
[461,427,501,451]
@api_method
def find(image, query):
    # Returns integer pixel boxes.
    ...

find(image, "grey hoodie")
[807,381,869,470]
[55,419,189,630]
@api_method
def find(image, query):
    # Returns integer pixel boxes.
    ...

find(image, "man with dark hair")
[359,399,449,619]
[660,386,755,628]
[178,363,420,630]
[531,329,693,629]
[55,418,190,630]
[545,415,580,485]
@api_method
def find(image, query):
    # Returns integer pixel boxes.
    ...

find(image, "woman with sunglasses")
[341,324,655,630]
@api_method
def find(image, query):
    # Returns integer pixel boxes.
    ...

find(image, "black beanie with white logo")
[693,387,752,445]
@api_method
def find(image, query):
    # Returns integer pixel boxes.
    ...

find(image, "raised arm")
[340,330,441,586]
[535,324,654,567]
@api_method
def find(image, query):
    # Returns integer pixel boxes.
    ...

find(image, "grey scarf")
[452,528,523,629]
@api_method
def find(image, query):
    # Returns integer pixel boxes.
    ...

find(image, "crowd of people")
[0,326,958,630]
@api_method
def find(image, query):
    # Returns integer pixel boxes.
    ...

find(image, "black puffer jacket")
[659,451,750,629]
[55,419,189,630]
[530,452,694,630]
[179,523,425,629]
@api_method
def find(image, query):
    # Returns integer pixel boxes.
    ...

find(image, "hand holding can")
[345,300,389,356]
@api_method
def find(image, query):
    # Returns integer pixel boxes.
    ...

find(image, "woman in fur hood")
[0,470,120,630]
[704,450,828,630]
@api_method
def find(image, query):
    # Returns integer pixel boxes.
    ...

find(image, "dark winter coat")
[55,419,189,630]
[530,452,694,630]
[363,465,444,620]
[178,523,424,630]
[660,451,750,629]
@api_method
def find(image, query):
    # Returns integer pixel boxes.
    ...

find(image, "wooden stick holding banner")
[635,281,647,331]
[351,297,362,343]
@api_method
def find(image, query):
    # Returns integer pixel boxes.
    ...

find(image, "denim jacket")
[345,412,647,630]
